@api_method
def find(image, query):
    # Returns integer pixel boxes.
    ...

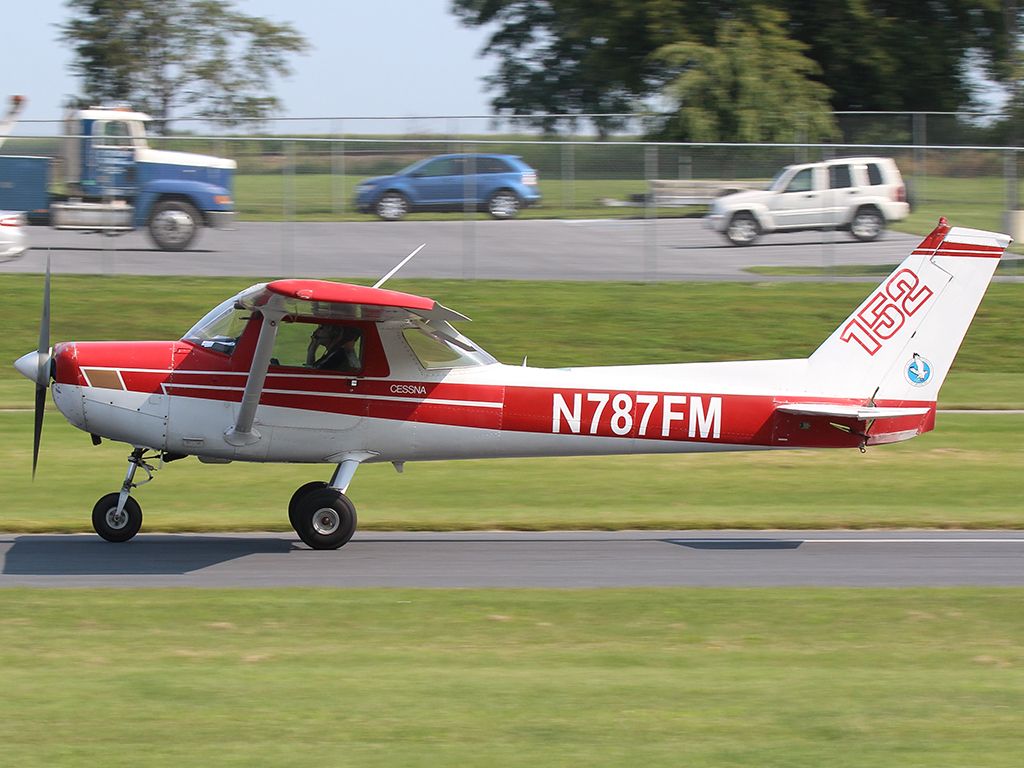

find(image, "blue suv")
[355,153,541,221]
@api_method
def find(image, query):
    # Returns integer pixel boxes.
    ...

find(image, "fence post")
[643,144,658,281]
[562,141,576,210]
[282,139,295,275]
[331,119,345,216]
[462,143,477,279]
[912,113,926,210]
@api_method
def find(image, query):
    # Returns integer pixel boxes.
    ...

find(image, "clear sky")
[3,0,497,124]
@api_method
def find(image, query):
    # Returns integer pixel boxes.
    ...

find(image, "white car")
[705,157,910,246]
[0,210,27,260]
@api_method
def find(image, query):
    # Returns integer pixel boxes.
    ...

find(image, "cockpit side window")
[270,319,364,374]
[401,326,495,369]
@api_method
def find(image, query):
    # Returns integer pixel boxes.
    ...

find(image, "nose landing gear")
[91,447,158,543]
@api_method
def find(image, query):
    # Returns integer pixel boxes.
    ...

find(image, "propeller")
[31,254,51,478]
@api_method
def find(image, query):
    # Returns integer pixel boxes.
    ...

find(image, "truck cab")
[0,98,236,251]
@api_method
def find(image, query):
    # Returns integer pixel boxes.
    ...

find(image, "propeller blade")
[32,381,45,479]
[31,253,51,478]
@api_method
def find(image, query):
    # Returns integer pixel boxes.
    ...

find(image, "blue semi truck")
[0,96,235,251]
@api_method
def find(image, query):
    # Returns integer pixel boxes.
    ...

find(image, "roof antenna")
[373,243,426,289]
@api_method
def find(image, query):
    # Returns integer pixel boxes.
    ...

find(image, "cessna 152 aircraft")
[14,219,1009,549]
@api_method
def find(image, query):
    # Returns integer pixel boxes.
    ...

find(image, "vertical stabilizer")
[807,219,1009,403]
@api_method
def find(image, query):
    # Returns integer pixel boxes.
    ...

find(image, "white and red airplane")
[14,219,1009,549]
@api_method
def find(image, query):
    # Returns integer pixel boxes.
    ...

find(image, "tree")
[450,0,697,136]
[656,6,836,142]
[452,0,1015,139]
[60,0,309,133]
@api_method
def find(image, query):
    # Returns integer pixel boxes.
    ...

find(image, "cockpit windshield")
[402,324,496,369]
[181,296,251,355]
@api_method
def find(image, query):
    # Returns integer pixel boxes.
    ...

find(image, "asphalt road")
[1,218,922,281]
[2,530,1022,588]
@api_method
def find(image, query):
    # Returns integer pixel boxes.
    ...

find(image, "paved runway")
[2,530,1022,588]
[1,218,922,281]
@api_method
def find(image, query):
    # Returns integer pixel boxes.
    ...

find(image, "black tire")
[375,191,409,221]
[91,493,143,543]
[288,481,329,531]
[292,488,357,550]
[725,211,760,246]
[148,199,200,251]
[487,189,521,219]
[850,206,885,242]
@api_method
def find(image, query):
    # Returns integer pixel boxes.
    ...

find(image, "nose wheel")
[92,494,143,542]
[91,447,156,543]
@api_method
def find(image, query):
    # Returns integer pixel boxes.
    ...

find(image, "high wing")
[225,279,471,446]
[238,279,470,324]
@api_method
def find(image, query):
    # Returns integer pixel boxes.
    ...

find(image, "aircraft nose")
[14,350,51,385]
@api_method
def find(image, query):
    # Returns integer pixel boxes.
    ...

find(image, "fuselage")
[46,313,935,467]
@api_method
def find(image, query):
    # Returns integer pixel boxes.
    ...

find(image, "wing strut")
[224,306,284,446]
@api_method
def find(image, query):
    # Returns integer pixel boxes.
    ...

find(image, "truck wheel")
[725,212,760,246]
[850,206,885,242]
[149,200,200,251]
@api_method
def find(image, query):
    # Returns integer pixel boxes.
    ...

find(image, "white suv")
[704,157,910,246]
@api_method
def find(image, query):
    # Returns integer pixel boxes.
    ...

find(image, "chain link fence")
[2,113,1023,278]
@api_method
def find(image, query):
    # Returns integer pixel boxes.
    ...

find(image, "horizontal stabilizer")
[776,403,932,421]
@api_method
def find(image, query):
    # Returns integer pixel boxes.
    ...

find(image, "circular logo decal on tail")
[905,355,932,386]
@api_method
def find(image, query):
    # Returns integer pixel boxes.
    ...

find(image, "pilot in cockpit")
[306,324,362,372]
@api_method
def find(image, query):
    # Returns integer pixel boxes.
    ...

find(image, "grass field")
[1,589,1022,767]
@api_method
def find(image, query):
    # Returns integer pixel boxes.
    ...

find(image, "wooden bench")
[648,179,769,206]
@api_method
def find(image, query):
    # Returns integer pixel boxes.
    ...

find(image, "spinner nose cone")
[14,349,50,385]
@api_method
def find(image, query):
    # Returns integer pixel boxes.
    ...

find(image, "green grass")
[0,589,1022,767]
[3,412,1021,531]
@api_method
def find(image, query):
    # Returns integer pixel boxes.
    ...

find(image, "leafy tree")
[656,6,836,142]
[452,0,1015,139]
[60,0,309,133]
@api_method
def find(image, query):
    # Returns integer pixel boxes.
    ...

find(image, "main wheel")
[487,189,521,219]
[91,493,143,543]
[850,206,885,241]
[288,481,329,530]
[375,191,409,221]
[725,211,760,246]
[292,488,358,550]
[148,199,201,251]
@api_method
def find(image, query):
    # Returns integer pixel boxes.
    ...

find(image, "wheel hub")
[312,507,341,535]
[154,210,195,244]
[105,507,128,530]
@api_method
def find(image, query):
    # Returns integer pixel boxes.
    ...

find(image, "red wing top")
[236,279,470,324]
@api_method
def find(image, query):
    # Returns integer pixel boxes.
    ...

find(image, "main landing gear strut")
[90,448,362,550]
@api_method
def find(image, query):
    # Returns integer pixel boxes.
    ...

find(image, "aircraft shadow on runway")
[1,535,295,576]
[664,538,804,550]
